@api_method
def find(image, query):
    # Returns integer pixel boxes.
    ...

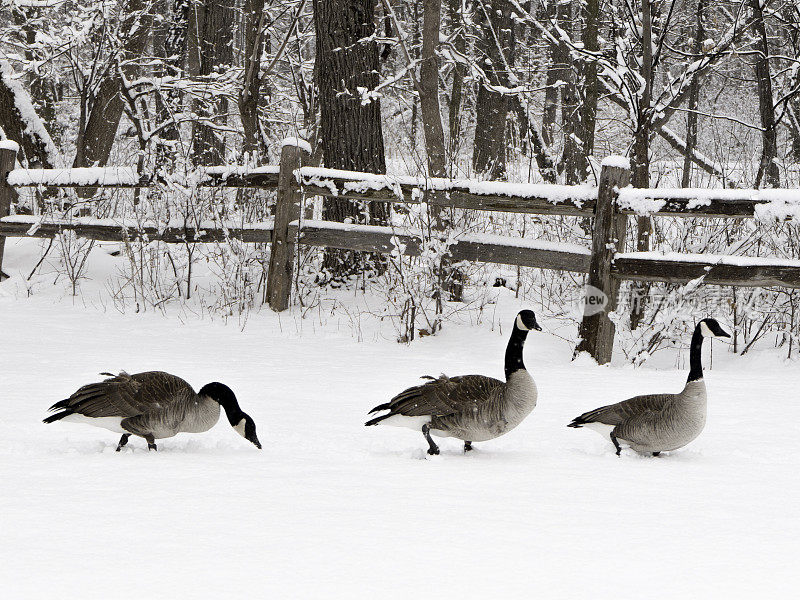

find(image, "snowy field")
[1,237,798,599]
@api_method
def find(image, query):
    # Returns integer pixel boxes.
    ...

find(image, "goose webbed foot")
[464,441,473,453]
[652,451,661,457]
[610,432,622,457]
[115,434,130,452]
[144,434,157,452]
[422,424,439,456]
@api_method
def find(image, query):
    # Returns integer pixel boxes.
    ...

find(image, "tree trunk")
[0,61,55,169]
[155,0,190,155]
[11,6,59,148]
[446,0,467,172]
[575,0,600,183]
[190,0,235,166]
[511,97,557,183]
[561,1,582,184]
[788,101,800,162]
[630,0,653,331]
[750,0,779,188]
[410,0,421,150]
[240,0,268,161]
[73,0,151,170]
[314,0,387,277]
[473,85,509,178]
[420,0,462,304]
[682,0,705,188]
[472,0,513,180]
[419,0,447,178]
[631,0,653,186]
[541,0,563,148]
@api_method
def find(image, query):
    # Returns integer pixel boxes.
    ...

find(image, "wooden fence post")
[266,139,310,311]
[575,156,630,364]
[0,141,19,281]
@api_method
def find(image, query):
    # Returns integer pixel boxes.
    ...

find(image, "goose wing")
[568,393,671,428]
[367,374,503,424]
[47,371,194,419]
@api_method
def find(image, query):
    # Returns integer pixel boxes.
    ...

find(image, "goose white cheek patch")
[516,314,528,330]
[700,321,714,338]
[233,419,247,437]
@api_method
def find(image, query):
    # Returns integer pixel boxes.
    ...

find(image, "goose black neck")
[199,382,244,425]
[687,326,704,383]
[505,326,529,379]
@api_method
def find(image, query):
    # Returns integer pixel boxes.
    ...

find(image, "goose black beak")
[711,323,731,338]
[238,416,262,449]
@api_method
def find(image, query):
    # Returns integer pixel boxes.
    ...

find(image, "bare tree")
[188,0,235,166]
[314,0,388,277]
[472,0,514,179]
[682,0,705,188]
[629,0,655,330]
[560,0,582,184]
[750,0,780,188]
[240,0,269,161]
[73,0,152,170]
[575,0,600,183]
[446,0,468,171]
[418,0,448,177]
[0,61,55,168]
[541,0,565,148]
[10,4,59,147]
[154,0,191,163]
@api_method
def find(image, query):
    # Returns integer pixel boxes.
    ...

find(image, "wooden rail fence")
[1,140,799,363]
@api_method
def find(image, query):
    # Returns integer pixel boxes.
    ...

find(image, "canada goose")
[366,309,541,455]
[43,371,261,451]
[568,318,731,456]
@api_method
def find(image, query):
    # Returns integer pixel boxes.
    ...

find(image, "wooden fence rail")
[1,140,799,363]
[0,216,274,244]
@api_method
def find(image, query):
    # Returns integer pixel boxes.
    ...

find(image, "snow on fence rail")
[292,220,593,274]
[8,164,800,219]
[616,187,800,219]
[5,165,283,189]
[1,142,799,363]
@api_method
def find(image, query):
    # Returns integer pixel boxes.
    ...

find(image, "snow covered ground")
[1,237,798,598]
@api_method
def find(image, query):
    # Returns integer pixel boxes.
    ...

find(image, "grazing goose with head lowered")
[568,318,730,456]
[366,309,541,455]
[44,371,261,451]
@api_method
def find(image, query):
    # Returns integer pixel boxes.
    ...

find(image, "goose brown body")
[366,310,541,453]
[569,380,707,453]
[568,318,730,456]
[44,371,261,450]
[370,371,537,443]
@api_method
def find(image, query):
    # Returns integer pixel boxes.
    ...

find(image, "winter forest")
[0,0,798,355]
[1,1,799,597]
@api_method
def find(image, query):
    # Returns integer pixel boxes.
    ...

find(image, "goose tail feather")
[43,410,73,424]
[365,413,390,427]
[367,402,391,415]
[568,404,621,428]
[47,398,72,412]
